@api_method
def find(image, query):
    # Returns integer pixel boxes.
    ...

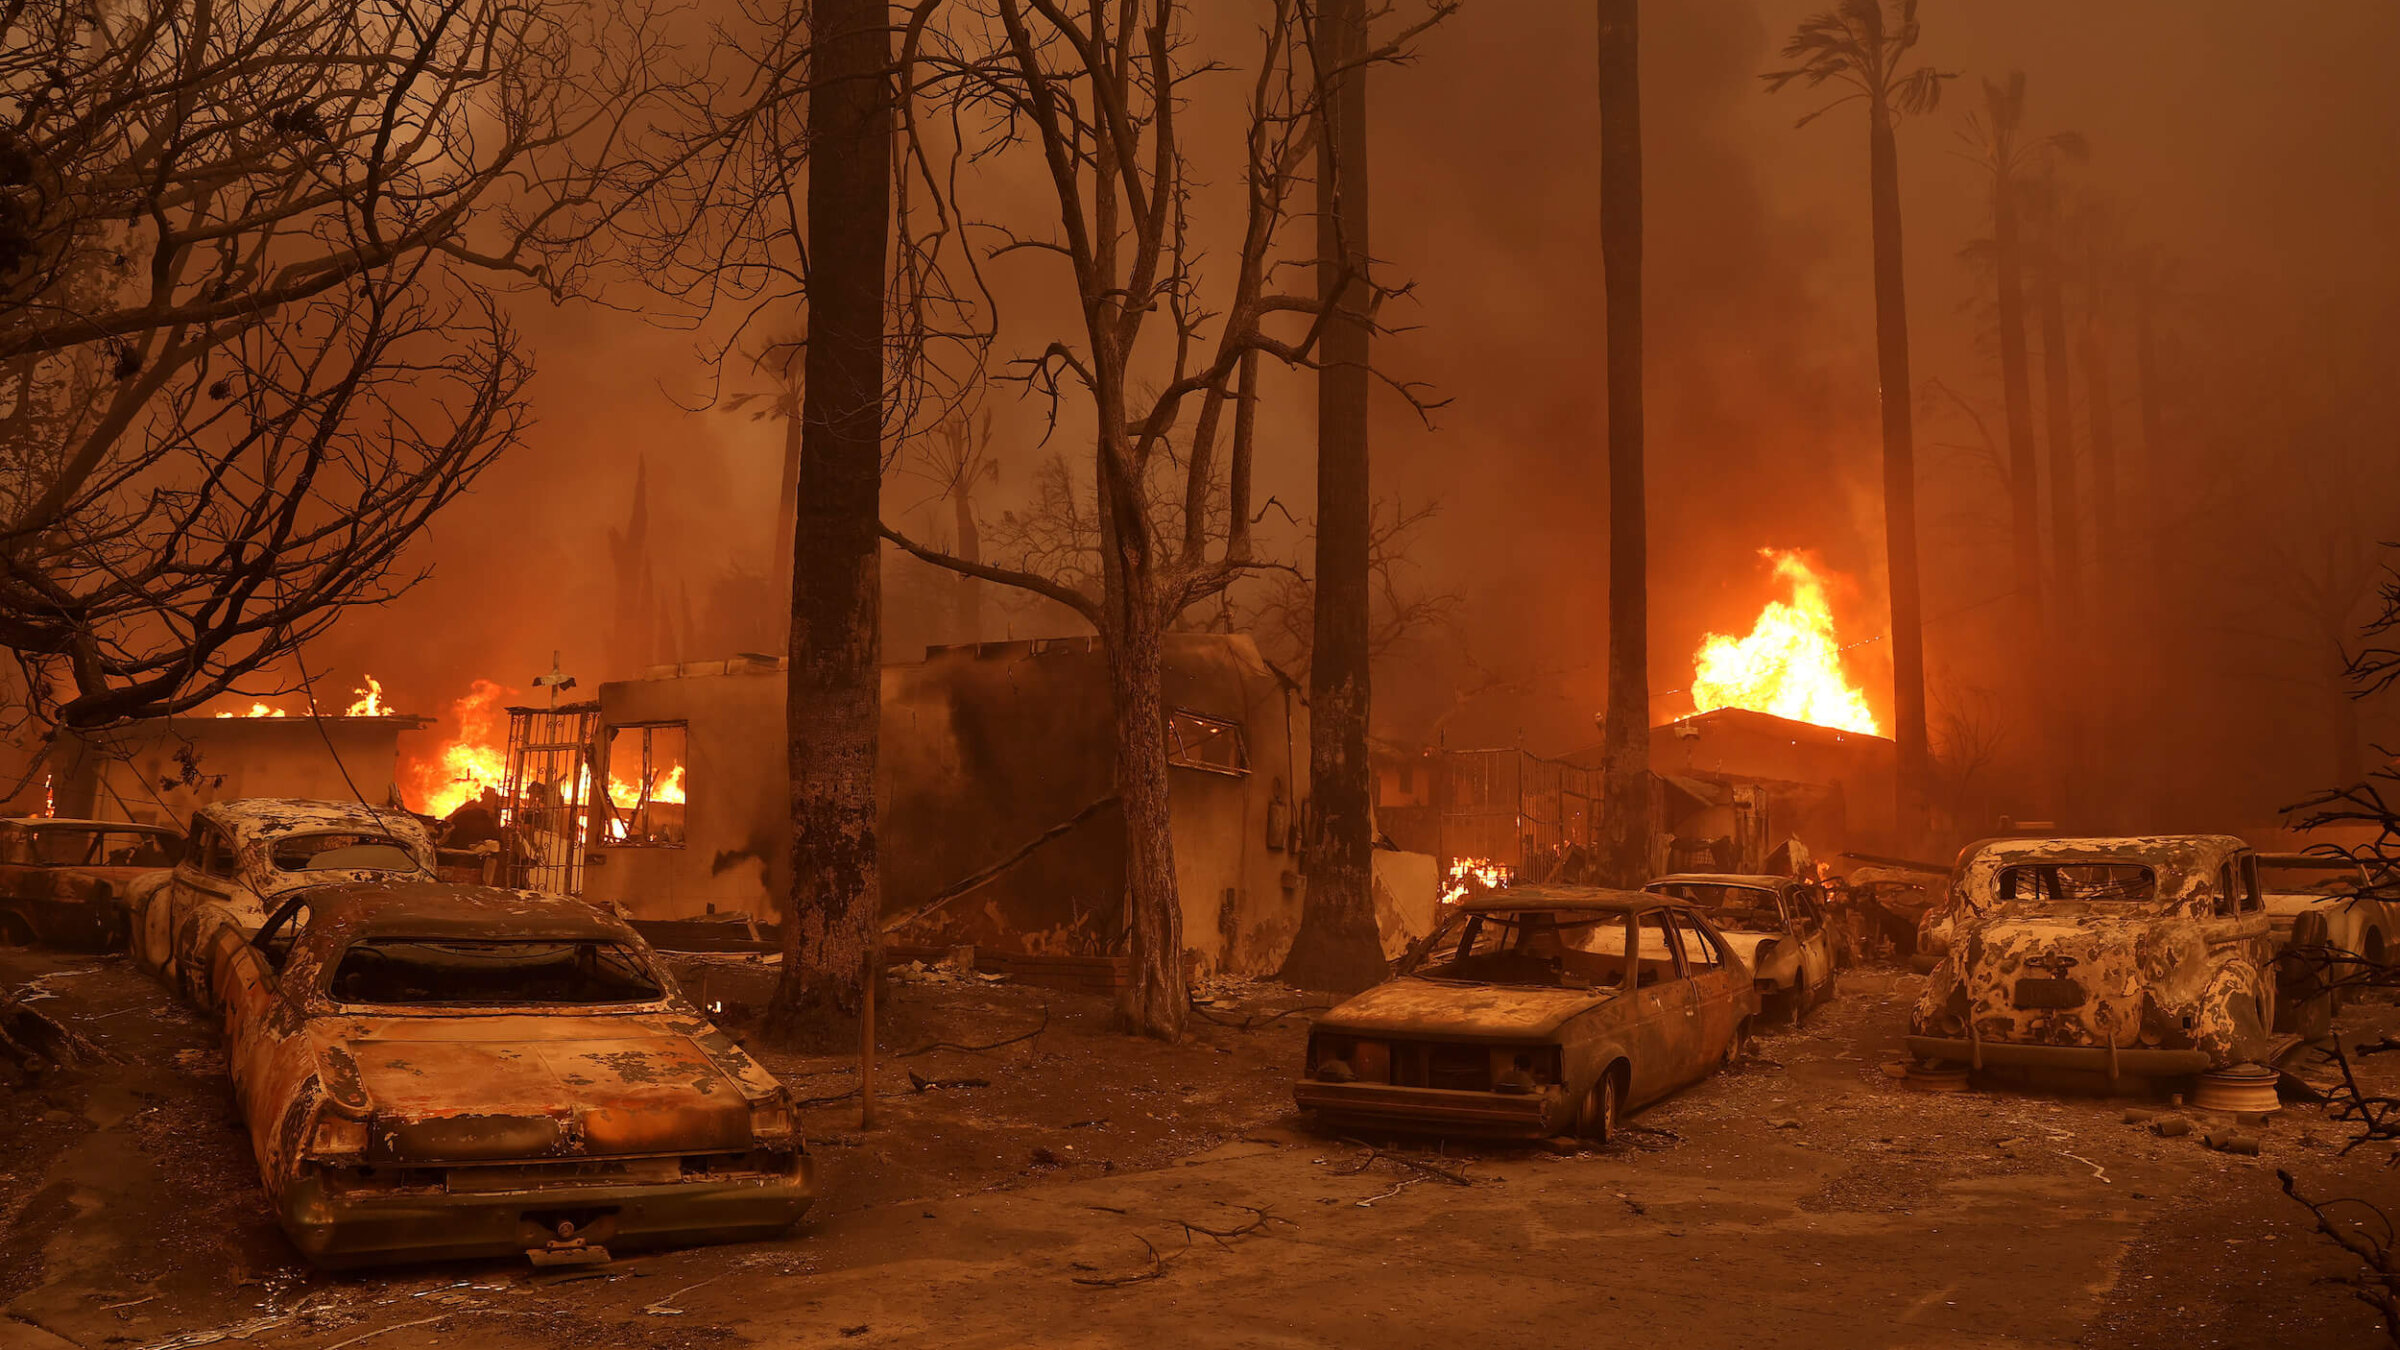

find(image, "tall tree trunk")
[2080,293,2120,826]
[1991,171,2043,651]
[1279,0,1385,996]
[1866,93,1927,845]
[2037,251,2080,634]
[1595,0,1649,887]
[770,0,890,1029]
[772,409,801,644]
[2035,226,2081,822]
[1108,598,1185,1039]
[952,488,981,642]
[2131,267,2168,827]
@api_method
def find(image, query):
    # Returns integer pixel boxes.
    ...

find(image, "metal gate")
[500,701,599,894]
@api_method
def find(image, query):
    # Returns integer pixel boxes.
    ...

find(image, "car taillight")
[310,1113,368,1158]
[750,1099,796,1144]
[1310,1035,1389,1083]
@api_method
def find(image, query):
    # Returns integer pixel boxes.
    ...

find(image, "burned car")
[0,817,182,951]
[131,799,438,1011]
[1297,886,1756,1142]
[2260,852,2397,971]
[1905,835,2279,1080]
[1644,873,1837,1020]
[212,879,813,1267]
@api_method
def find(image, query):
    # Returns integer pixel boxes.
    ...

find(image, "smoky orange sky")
[302,0,2400,831]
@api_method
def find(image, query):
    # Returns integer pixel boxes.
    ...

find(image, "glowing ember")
[1441,856,1512,904]
[1688,550,1881,736]
[345,675,388,717]
[409,680,513,819]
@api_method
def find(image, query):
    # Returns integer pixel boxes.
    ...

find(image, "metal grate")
[500,701,600,895]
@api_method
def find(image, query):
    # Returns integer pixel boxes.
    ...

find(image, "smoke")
[291,0,2400,833]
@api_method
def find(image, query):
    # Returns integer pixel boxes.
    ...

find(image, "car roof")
[1957,834,2251,867]
[0,817,180,833]
[1647,873,1790,890]
[1457,883,1686,915]
[293,879,641,944]
[196,798,429,845]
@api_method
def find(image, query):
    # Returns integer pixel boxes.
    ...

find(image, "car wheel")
[1575,1070,1621,1144]
[0,910,34,949]
[1723,1017,1750,1070]
[1791,970,1813,1026]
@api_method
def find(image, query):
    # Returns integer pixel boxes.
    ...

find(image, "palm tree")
[1764,0,1949,839]
[1594,0,1649,885]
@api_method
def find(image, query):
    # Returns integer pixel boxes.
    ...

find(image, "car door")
[1624,907,1698,1105]
[1671,910,1747,1060]
[222,898,309,1123]
[1787,885,1837,995]
[171,820,243,1009]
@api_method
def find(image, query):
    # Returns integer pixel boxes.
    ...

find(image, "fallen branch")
[1337,1139,1475,1186]
[1186,999,1330,1032]
[2280,1168,2400,1345]
[908,1070,991,1093]
[899,1008,1050,1058]
[1071,1234,1186,1288]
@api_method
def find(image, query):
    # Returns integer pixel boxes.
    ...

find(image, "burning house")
[46,705,432,830]
[559,634,1414,975]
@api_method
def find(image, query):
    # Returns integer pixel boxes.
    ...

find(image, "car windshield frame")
[318,935,671,1012]
[1978,861,2164,912]
[1645,881,1790,934]
[264,830,425,875]
[1401,906,1651,990]
[21,825,181,867]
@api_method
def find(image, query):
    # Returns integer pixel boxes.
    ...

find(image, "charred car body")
[1298,887,1756,1142]
[0,818,181,951]
[2259,852,2397,971]
[1644,873,1837,1020]
[1907,835,2279,1079]
[130,799,441,1009]
[130,799,811,1266]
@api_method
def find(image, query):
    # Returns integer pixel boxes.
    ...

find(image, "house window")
[601,723,688,847]
[1166,710,1248,776]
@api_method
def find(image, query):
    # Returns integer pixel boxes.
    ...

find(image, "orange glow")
[1441,856,1512,904]
[408,680,512,818]
[1688,550,1881,736]
[345,675,387,717]
[215,702,288,719]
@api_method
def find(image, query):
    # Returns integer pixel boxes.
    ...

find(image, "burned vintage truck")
[1905,835,2280,1079]
[0,817,182,951]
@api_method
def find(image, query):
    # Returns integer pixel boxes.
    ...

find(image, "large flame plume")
[409,680,513,819]
[1688,550,1881,736]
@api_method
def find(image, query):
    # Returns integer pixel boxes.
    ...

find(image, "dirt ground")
[3,949,2396,1350]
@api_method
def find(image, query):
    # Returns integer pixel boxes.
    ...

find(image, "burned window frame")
[599,721,689,849]
[1165,708,1249,777]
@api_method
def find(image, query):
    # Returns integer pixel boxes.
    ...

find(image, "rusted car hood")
[1315,977,1615,1041]
[320,1012,756,1160]
[1712,929,1778,968]
[1953,913,2213,1047]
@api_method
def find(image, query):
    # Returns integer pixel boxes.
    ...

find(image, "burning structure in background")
[1688,551,1881,736]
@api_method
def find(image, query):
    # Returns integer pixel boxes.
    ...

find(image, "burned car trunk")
[1905,835,2280,1081]
[1296,886,1757,1142]
[184,872,811,1267]
[0,818,182,952]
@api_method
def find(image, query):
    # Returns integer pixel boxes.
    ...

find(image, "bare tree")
[883,0,1449,1038]
[1765,0,1951,842]
[0,0,659,731]
[1236,498,1455,682]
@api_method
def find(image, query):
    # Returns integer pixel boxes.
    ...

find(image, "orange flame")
[1689,550,1881,736]
[215,702,288,719]
[345,675,387,717]
[1441,856,1512,904]
[409,680,512,818]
